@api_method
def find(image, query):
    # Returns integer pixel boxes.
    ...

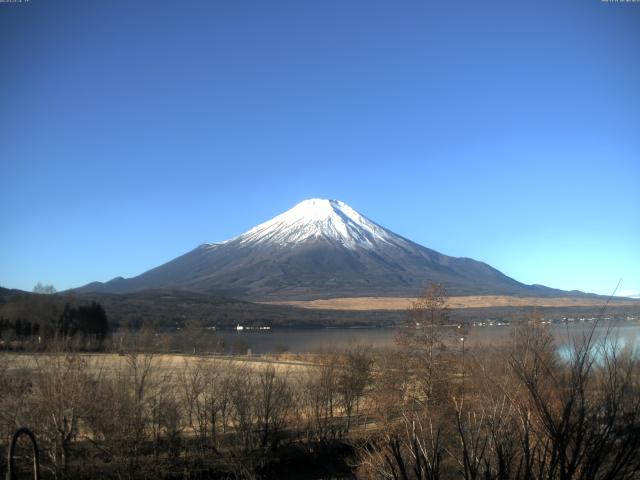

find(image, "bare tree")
[228,364,256,452]
[82,350,159,477]
[179,358,205,440]
[181,319,204,354]
[149,382,183,461]
[254,364,293,448]
[30,353,90,479]
[398,283,450,405]
[303,351,341,441]
[370,347,412,425]
[33,283,57,295]
[338,343,373,431]
[359,312,640,480]
[357,407,444,480]
[508,322,640,480]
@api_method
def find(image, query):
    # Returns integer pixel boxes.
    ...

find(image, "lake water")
[208,322,640,355]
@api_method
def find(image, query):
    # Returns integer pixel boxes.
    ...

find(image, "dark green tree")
[58,301,109,345]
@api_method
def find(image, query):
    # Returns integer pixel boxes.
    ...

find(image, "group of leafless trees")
[0,285,638,479]
[0,339,375,479]
[357,286,640,480]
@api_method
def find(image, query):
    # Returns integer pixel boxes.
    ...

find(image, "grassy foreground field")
[1,351,318,377]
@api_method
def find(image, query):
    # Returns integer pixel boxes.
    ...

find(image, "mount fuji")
[78,199,572,300]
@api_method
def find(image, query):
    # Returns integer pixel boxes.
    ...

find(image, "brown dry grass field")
[0,352,320,377]
[263,295,639,311]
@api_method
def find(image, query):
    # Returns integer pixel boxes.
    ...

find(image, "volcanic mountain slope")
[78,199,577,300]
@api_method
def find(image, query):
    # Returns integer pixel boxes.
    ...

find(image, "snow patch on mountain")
[228,198,401,250]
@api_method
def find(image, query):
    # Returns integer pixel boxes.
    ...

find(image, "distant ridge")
[77,199,599,300]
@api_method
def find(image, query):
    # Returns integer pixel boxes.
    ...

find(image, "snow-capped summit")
[235,198,397,249]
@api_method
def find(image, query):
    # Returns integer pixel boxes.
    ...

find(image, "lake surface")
[208,322,640,355]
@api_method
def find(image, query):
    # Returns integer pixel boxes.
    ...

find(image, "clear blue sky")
[1,0,639,297]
